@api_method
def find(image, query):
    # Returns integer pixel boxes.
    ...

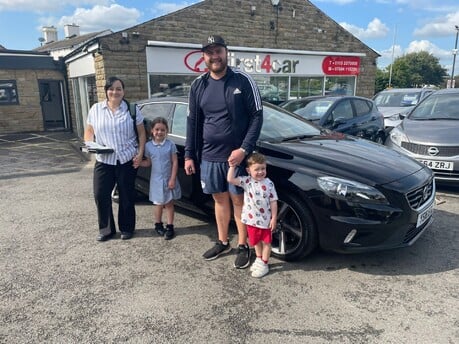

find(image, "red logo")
[184,50,208,73]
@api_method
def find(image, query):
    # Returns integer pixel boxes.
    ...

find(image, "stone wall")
[0,69,65,133]
[92,0,378,102]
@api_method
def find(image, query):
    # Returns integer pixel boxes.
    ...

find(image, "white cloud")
[340,18,389,40]
[57,4,141,33]
[406,40,451,59]
[150,2,196,16]
[0,0,108,12]
[414,11,459,37]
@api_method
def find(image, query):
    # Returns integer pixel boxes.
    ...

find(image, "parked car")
[258,84,282,105]
[129,96,435,261]
[373,87,437,130]
[385,88,459,185]
[279,96,385,144]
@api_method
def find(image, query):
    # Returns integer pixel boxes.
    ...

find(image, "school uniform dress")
[145,138,181,205]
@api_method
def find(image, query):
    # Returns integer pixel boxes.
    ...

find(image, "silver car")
[385,88,459,185]
[373,87,437,130]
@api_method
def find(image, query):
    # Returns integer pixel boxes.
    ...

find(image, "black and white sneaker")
[203,241,231,260]
[234,245,251,269]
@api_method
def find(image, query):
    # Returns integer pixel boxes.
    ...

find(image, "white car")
[373,87,437,130]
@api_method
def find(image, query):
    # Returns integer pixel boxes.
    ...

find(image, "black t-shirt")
[200,76,236,162]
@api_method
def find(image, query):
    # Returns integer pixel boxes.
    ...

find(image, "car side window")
[353,99,372,117]
[140,103,173,120]
[170,103,187,137]
[331,99,353,120]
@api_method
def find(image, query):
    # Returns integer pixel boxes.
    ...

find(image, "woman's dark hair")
[104,76,125,96]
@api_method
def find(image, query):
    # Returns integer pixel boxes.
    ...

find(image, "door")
[39,80,66,130]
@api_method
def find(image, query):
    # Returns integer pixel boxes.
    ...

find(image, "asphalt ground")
[0,131,89,179]
[0,131,458,343]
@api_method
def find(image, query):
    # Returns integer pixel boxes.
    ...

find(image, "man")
[184,34,263,269]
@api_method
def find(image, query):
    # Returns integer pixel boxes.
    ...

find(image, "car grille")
[406,178,434,209]
[403,216,431,244]
[401,142,459,157]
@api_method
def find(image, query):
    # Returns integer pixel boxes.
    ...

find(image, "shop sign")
[322,56,360,75]
[184,50,300,74]
[147,45,362,76]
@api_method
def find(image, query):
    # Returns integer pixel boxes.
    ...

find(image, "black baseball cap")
[201,35,227,51]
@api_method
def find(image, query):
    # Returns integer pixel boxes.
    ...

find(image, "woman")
[84,76,146,241]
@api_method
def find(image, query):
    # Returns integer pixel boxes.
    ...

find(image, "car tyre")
[271,191,318,261]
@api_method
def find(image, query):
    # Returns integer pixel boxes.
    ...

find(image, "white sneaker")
[250,258,264,272]
[251,263,269,278]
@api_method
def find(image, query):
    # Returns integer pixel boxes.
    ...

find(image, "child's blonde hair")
[246,152,266,166]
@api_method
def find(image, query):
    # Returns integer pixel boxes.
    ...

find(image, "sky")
[0,0,458,74]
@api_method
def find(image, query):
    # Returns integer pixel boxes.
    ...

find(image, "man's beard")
[206,57,227,74]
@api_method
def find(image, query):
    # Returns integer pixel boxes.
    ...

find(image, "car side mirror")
[332,117,346,128]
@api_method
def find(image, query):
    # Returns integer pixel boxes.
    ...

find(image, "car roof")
[136,96,188,105]
[376,87,436,93]
[430,88,459,95]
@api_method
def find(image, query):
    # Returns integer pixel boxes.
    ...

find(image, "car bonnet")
[266,136,426,186]
[400,119,459,145]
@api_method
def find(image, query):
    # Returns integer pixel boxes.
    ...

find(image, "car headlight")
[389,126,408,146]
[317,177,388,204]
[388,113,402,121]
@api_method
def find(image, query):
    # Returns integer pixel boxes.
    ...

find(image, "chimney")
[42,26,58,43]
[64,24,80,38]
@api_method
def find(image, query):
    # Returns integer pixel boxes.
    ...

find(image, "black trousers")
[93,160,137,235]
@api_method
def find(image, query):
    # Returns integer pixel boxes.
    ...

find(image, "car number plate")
[416,202,434,228]
[418,159,453,171]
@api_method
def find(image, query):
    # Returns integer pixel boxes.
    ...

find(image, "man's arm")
[241,74,263,154]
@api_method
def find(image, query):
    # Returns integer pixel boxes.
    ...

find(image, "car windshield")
[374,91,420,107]
[409,93,459,120]
[294,100,333,121]
[261,103,321,141]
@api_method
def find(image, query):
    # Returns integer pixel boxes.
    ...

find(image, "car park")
[279,96,385,144]
[130,96,435,261]
[385,88,459,185]
[373,87,437,130]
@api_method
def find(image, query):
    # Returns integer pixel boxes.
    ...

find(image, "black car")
[132,97,435,261]
[279,96,386,144]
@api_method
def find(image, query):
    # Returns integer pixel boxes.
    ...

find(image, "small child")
[138,117,181,240]
[227,152,278,278]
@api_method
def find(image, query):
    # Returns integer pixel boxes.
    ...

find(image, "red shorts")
[247,225,272,246]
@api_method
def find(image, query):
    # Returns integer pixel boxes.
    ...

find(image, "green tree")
[375,68,389,93]
[384,51,447,88]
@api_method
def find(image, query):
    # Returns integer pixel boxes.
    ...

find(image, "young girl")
[227,152,278,278]
[138,117,181,240]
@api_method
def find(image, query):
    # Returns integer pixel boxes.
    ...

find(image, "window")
[0,80,19,105]
[171,104,187,137]
[353,99,372,117]
[331,99,353,120]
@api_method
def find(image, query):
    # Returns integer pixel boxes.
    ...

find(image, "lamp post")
[450,25,459,88]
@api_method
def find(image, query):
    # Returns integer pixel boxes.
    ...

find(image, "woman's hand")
[132,154,142,169]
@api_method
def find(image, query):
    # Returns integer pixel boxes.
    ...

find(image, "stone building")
[2,0,379,136]
[0,50,69,133]
[67,0,379,137]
